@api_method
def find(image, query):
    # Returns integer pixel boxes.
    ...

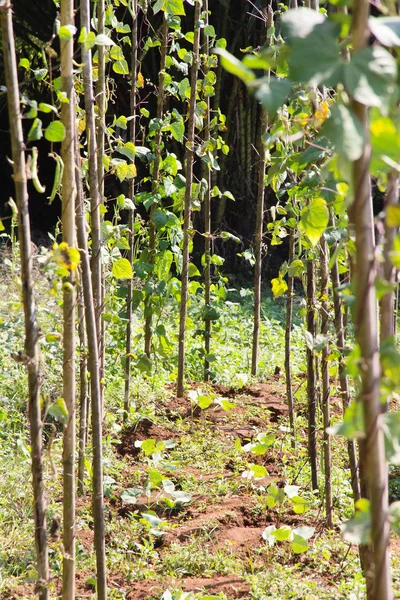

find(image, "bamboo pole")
[0,2,49,596]
[177,0,202,397]
[60,0,77,594]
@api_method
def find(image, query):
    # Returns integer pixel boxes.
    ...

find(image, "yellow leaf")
[386,205,400,227]
[137,72,144,88]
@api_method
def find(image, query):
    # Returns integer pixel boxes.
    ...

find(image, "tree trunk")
[75,147,107,600]
[144,12,168,357]
[60,0,77,595]
[203,0,212,382]
[306,259,318,490]
[96,0,106,413]
[251,6,273,377]
[124,0,138,421]
[0,3,49,597]
[380,171,399,347]
[177,0,201,397]
[285,227,295,447]
[320,235,332,527]
[350,0,392,595]
[329,213,360,502]
[77,281,88,495]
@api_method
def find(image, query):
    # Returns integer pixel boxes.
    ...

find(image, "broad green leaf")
[197,395,214,409]
[38,102,57,114]
[214,48,255,85]
[344,47,397,113]
[141,513,163,527]
[45,332,62,343]
[271,277,288,298]
[390,234,400,268]
[291,496,310,515]
[27,118,43,142]
[95,33,115,46]
[284,16,341,86]
[281,7,326,41]
[300,197,329,246]
[113,60,129,75]
[288,259,304,278]
[136,354,152,374]
[170,119,184,142]
[48,397,69,425]
[272,525,292,542]
[152,209,168,229]
[19,58,30,70]
[342,499,371,545]
[153,0,185,15]
[188,263,201,278]
[382,411,400,465]
[120,488,139,504]
[45,121,66,143]
[327,400,365,439]
[58,24,77,40]
[293,525,315,540]
[284,485,300,499]
[291,534,309,553]
[117,142,136,161]
[369,17,400,47]
[370,114,400,175]
[255,79,292,116]
[154,250,173,280]
[112,258,133,279]
[389,501,400,533]
[322,104,364,161]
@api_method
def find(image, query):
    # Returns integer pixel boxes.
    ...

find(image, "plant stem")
[285,227,295,447]
[306,258,318,490]
[0,3,49,597]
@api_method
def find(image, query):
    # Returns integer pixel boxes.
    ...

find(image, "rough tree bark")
[0,2,49,596]
[350,0,392,595]
[177,0,202,397]
[60,0,76,595]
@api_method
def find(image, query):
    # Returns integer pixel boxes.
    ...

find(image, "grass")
[0,255,399,599]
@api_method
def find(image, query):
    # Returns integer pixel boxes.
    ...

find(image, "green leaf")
[58,25,77,40]
[197,395,214,409]
[44,121,66,143]
[152,209,168,229]
[113,60,129,75]
[327,400,365,439]
[288,259,304,278]
[117,142,136,161]
[154,250,173,281]
[45,332,62,343]
[370,113,400,174]
[27,118,43,142]
[188,263,201,278]
[153,0,185,15]
[342,499,371,545]
[112,258,133,280]
[300,197,329,247]
[272,525,292,542]
[38,102,58,114]
[214,48,255,85]
[136,354,152,374]
[48,397,69,425]
[291,496,310,515]
[293,525,315,540]
[19,58,30,70]
[170,119,184,142]
[95,33,115,46]
[322,103,365,161]
[344,47,397,113]
[369,17,400,47]
[291,534,309,554]
[382,411,400,465]
[255,79,292,116]
[120,488,140,504]
[283,13,341,86]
